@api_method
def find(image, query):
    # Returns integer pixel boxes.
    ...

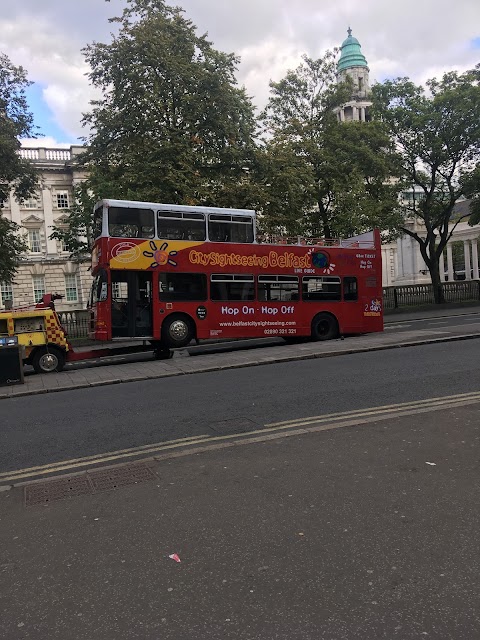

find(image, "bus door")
[111,271,153,338]
[340,276,363,332]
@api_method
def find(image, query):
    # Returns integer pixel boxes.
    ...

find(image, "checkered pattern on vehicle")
[44,314,68,348]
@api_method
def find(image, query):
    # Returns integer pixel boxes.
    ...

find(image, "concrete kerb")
[384,307,480,324]
[1,331,480,401]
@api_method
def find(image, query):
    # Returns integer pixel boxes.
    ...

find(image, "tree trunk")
[429,258,445,304]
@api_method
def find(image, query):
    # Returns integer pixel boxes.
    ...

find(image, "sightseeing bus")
[88,199,383,355]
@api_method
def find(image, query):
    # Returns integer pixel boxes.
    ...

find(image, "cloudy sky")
[1,0,479,147]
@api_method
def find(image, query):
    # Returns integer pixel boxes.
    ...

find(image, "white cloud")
[21,137,72,149]
[1,0,479,143]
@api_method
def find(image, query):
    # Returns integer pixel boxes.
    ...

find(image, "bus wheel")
[31,347,66,374]
[153,347,173,360]
[162,315,194,348]
[311,313,338,341]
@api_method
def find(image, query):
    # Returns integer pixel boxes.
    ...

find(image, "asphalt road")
[2,338,480,474]
[2,401,480,639]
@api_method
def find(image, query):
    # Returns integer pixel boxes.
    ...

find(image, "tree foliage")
[372,67,480,303]
[0,53,38,203]
[260,52,402,239]
[0,53,38,280]
[0,217,27,283]
[50,182,98,257]
[81,0,258,207]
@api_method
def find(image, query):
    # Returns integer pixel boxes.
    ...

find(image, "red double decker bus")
[89,199,383,355]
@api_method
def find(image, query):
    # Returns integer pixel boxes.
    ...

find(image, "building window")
[64,274,78,302]
[57,238,69,253]
[28,229,42,253]
[55,191,70,209]
[33,275,45,303]
[22,195,41,209]
[0,282,13,307]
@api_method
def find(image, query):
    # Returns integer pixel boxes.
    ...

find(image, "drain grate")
[25,475,93,507]
[24,463,157,506]
[89,463,157,492]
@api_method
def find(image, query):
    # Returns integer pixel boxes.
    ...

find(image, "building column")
[9,196,22,226]
[352,106,358,121]
[439,251,446,282]
[360,107,366,122]
[446,243,454,281]
[42,188,57,256]
[472,239,479,280]
[464,240,472,280]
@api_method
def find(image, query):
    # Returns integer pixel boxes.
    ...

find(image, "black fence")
[383,281,480,310]
[57,311,90,339]
[56,282,480,337]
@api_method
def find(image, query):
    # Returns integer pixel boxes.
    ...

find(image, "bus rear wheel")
[31,347,66,374]
[311,313,338,341]
[162,315,194,348]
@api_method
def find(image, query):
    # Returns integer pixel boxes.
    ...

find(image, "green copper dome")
[337,28,368,72]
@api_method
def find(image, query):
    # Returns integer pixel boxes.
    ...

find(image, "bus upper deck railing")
[257,235,376,249]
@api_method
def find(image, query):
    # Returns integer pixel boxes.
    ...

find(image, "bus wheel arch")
[311,312,339,341]
[31,345,66,374]
[161,313,196,348]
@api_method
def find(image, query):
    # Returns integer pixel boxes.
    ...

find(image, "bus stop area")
[1,307,480,401]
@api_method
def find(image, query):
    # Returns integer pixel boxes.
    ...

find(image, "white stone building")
[382,201,480,287]
[335,29,480,287]
[0,145,91,312]
[334,28,372,124]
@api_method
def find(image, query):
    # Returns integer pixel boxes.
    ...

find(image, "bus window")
[258,275,299,301]
[302,276,341,301]
[93,206,104,238]
[343,277,358,301]
[157,211,206,241]
[208,214,254,243]
[159,273,207,301]
[90,269,108,304]
[210,274,255,301]
[108,207,155,238]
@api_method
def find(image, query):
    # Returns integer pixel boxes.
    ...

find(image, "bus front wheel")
[311,313,338,341]
[162,315,195,348]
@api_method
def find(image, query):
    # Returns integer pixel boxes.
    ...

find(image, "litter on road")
[168,553,181,563]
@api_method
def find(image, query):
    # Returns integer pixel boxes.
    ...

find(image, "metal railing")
[257,235,375,248]
[57,310,90,338]
[383,281,480,310]
[54,282,480,337]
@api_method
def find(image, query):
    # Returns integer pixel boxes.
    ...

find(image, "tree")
[372,68,480,303]
[0,53,38,204]
[0,217,27,284]
[260,52,402,239]
[0,53,38,280]
[50,182,98,257]
[82,0,258,202]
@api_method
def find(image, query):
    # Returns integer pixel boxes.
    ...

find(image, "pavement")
[1,305,480,400]
[1,395,480,639]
